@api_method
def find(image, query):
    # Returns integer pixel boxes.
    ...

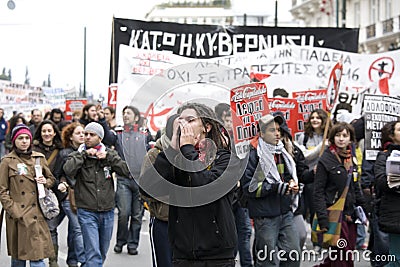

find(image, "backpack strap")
[47,149,58,166]
[303,134,309,147]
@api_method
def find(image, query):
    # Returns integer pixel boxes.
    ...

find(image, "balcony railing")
[382,18,393,34]
[366,24,376,38]
[160,0,231,8]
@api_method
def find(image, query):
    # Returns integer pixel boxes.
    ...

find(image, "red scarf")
[329,144,353,172]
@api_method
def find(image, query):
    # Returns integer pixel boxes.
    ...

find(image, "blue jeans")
[370,205,390,267]
[253,212,300,267]
[11,259,45,267]
[62,199,86,265]
[46,206,66,245]
[115,177,143,249]
[77,208,114,267]
[234,206,253,267]
[356,223,366,249]
[388,233,400,267]
[0,141,6,158]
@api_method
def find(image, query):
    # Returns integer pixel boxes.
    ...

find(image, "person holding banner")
[241,114,301,267]
[313,122,365,267]
[295,109,330,171]
[374,121,400,266]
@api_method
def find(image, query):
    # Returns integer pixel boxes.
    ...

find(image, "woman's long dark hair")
[177,103,230,151]
[304,109,330,137]
[381,121,400,150]
[33,120,62,148]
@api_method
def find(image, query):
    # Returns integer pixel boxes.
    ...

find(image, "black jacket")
[374,143,400,234]
[314,147,365,230]
[54,147,76,188]
[241,138,313,218]
[152,144,239,260]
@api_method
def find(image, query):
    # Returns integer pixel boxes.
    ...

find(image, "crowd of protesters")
[0,100,399,267]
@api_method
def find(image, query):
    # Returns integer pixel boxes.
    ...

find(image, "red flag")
[379,74,390,95]
[250,72,270,82]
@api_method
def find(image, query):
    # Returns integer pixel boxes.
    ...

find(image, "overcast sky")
[0,0,292,97]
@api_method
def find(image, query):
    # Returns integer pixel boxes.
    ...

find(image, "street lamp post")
[274,0,278,27]
[83,27,87,98]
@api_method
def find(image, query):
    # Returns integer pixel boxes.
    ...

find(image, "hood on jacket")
[272,111,292,140]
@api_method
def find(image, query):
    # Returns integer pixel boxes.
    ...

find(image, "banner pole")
[111,16,115,84]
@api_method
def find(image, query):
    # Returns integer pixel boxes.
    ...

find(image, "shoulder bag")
[35,157,60,220]
[311,170,352,248]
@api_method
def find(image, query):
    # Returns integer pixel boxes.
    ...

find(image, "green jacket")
[63,147,130,212]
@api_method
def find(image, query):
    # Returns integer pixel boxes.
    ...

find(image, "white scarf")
[249,138,299,212]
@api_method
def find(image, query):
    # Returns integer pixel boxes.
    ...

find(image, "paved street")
[1,209,372,267]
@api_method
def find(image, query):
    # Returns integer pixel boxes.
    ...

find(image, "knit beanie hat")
[11,124,32,144]
[85,122,104,140]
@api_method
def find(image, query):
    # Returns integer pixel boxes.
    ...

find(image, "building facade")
[290,0,400,53]
[145,0,296,27]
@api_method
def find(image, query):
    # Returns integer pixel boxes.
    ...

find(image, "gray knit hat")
[85,122,104,140]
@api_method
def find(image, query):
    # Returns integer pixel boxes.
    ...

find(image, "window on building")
[385,0,392,19]
[354,2,360,27]
[370,0,377,23]
[257,16,264,26]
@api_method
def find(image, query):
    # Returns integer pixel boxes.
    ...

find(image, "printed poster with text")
[65,99,87,121]
[230,82,269,159]
[292,89,327,140]
[267,89,327,141]
[363,94,400,160]
[268,97,298,139]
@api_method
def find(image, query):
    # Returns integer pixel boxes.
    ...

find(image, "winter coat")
[152,145,239,260]
[140,137,169,221]
[33,141,65,201]
[0,150,55,260]
[0,117,7,142]
[63,147,130,212]
[295,131,324,170]
[241,137,312,218]
[54,147,76,188]
[374,143,400,234]
[313,147,365,230]
[114,124,151,178]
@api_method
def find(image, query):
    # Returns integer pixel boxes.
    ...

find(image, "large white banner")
[116,44,400,133]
